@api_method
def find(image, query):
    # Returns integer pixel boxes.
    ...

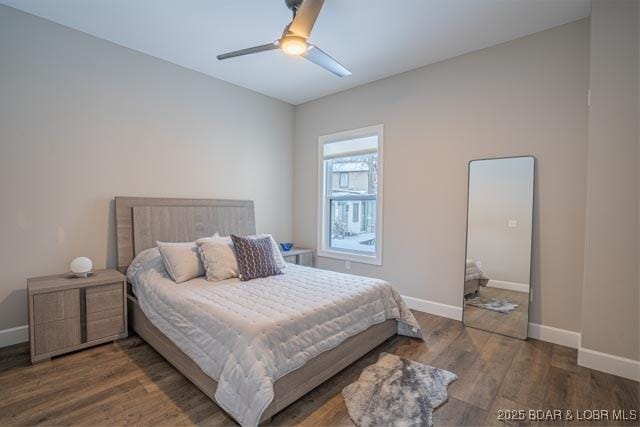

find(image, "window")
[339,172,349,188]
[318,125,383,265]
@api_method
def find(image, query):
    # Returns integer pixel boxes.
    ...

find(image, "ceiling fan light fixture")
[280,36,308,55]
[217,0,351,77]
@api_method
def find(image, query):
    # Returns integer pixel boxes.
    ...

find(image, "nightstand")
[281,248,314,267]
[27,269,128,363]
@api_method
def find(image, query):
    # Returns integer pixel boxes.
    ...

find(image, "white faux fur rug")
[466,296,519,313]
[342,353,457,427]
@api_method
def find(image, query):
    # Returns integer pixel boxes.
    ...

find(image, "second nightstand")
[280,248,314,267]
[27,269,128,363]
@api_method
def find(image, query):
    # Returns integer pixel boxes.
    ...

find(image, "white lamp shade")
[70,257,93,275]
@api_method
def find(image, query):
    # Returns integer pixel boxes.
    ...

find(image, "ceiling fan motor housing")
[285,0,304,12]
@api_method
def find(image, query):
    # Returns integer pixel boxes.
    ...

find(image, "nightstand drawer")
[86,315,124,341]
[34,318,81,355]
[86,283,123,313]
[33,289,80,324]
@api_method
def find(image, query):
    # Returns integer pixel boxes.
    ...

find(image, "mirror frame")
[461,155,536,340]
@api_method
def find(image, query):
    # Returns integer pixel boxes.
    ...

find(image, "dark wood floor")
[0,311,638,426]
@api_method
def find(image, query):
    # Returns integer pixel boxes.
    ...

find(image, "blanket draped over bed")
[127,248,422,426]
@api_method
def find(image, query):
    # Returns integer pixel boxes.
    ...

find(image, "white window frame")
[317,124,384,265]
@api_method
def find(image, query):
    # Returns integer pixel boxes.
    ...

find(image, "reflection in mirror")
[462,156,534,340]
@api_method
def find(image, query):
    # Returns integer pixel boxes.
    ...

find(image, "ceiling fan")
[217,0,351,77]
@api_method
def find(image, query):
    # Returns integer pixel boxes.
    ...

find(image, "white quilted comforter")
[127,248,422,426]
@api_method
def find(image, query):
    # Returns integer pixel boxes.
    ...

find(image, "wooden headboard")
[115,197,255,272]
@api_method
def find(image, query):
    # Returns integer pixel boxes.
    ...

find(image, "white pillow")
[156,241,205,283]
[198,236,239,282]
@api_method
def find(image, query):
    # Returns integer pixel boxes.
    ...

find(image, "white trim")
[0,325,29,348]
[402,295,463,321]
[527,322,581,348]
[487,279,530,293]
[317,124,384,266]
[578,347,640,381]
[316,249,382,265]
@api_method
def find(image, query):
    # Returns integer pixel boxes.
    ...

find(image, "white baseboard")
[527,322,581,348]
[0,325,29,348]
[578,347,640,382]
[488,279,530,293]
[402,295,463,321]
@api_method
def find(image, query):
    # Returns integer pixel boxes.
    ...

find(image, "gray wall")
[0,5,295,330]
[581,0,639,361]
[294,19,590,332]
[467,157,534,286]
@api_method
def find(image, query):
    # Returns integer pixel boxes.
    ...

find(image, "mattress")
[127,248,422,426]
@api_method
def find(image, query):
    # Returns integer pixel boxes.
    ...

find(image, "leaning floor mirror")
[462,156,535,340]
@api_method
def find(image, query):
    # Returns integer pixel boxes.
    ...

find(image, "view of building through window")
[324,141,378,254]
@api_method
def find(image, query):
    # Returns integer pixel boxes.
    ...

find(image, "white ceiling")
[2,0,590,104]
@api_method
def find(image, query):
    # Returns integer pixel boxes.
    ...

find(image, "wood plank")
[499,353,550,407]
[543,365,593,414]
[550,344,589,378]
[433,396,488,427]
[447,334,520,410]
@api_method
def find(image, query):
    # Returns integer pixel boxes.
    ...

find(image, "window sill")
[317,248,382,266]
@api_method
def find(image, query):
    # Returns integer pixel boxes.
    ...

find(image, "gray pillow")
[156,241,205,283]
[231,235,282,281]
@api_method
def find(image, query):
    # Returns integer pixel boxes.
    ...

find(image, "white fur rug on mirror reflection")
[465,296,519,313]
[342,353,457,427]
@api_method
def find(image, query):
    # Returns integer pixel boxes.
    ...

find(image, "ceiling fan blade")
[217,42,279,60]
[289,0,324,39]
[302,45,351,77]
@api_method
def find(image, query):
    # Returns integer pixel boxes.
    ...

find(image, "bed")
[115,197,421,426]
[464,259,489,296]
